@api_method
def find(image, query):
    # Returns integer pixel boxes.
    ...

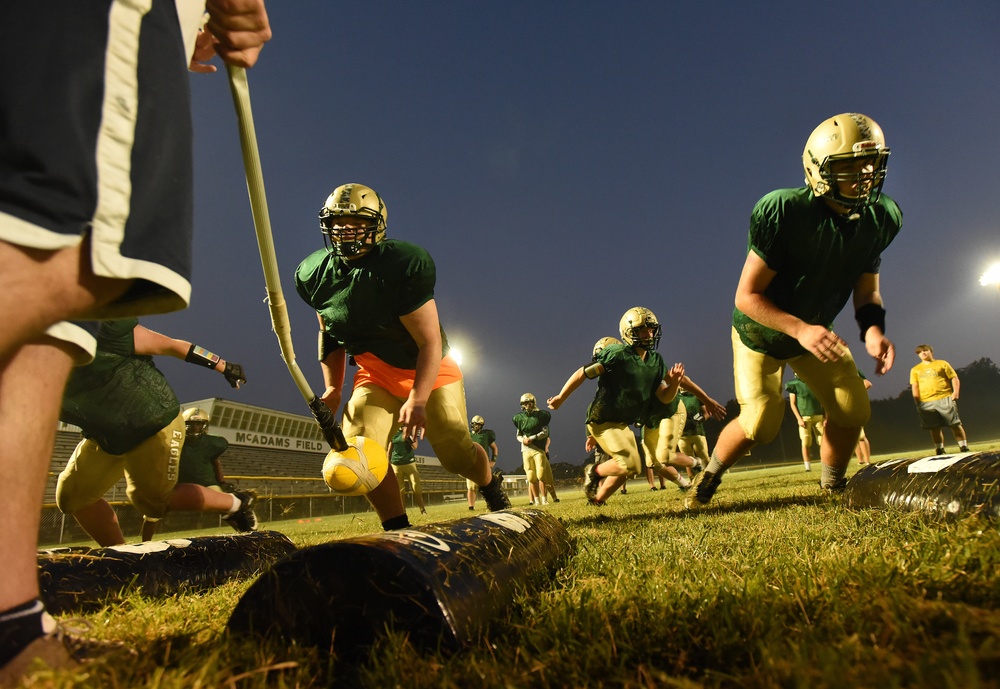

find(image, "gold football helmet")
[592,336,622,361]
[319,183,387,257]
[182,407,210,437]
[520,393,537,412]
[470,415,485,432]
[619,307,661,349]
[802,113,889,214]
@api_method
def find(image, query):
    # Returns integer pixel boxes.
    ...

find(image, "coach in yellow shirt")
[909,344,970,455]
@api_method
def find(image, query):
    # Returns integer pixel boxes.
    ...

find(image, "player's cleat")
[620,486,627,495]
[582,463,600,502]
[650,486,659,491]
[0,619,131,685]
[478,472,511,511]
[0,634,76,684]
[223,490,259,532]
[684,470,722,509]
[691,461,703,477]
[468,505,475,511]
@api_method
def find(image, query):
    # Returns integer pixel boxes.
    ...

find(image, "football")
[321,436,390,496]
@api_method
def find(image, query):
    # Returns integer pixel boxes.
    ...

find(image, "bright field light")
[450,347,463,366]
[980,262,1000,287]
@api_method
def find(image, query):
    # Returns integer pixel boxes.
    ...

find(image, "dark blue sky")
[147,1,1000,473]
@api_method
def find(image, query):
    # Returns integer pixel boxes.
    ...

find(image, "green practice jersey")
[61,318,179,455]
[177,433,228,486]
[512,410,550,452]
[587,343,667,425]
[733,187,901,359]
[389,429,417,466]
[470,428,498,460]
[785,378,824,416]
[295,240,450,369]
[679,391,705,436]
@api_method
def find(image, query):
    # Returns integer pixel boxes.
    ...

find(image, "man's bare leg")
[0,340,75,611]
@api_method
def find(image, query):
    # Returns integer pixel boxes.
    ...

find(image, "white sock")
[227,495,242,515]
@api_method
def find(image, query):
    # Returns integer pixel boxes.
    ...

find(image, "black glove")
[223,362,246,389]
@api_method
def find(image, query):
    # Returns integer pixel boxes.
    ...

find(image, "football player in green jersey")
[389,428,426,515]
[295,184,509,532]
[677,391,711,478]
[55,319,255,547]
[785,373,825,472]
[512,393,551,505]
[141,406,233,540]
[548,307,686,505]
[687,113,900,509]
[467,415,499,509]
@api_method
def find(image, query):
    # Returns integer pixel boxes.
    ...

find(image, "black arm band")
[855,303,886,342]
[185,344,221,369]
[318,331,339,361]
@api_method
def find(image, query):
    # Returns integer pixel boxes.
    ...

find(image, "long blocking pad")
[844,450,1000,519]
[227,509,574,655]
[39,531,297,614]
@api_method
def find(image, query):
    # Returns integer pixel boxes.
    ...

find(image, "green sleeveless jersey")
[295,240,449,369]
[587,343,667,425]
[733,187,902,359]
[61,318,179,455]
[177,433,228,486]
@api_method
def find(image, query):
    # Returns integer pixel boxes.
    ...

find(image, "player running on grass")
[686,112,900,509]
[467,415,499,510]
[547,307,685,505]
[56,319,255,548]
[295,183,510,533]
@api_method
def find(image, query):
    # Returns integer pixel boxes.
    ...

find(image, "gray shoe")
[684,470,721,509]
[223,490,259,532]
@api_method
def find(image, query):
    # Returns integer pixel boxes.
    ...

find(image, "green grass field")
[25,447,1000,688]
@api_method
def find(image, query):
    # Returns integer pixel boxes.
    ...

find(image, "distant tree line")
[703,357,1000,464]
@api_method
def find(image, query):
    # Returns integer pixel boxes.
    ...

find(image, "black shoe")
[582,463,600,501]
[468,505,475,511]
[684,471,721,510]
[223,490,259,532]
[620,486,628,494]
[478,472,511,511]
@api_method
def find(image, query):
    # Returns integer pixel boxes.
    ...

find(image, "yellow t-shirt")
[909,359,956,402]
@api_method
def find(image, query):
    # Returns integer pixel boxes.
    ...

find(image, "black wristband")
[185,344,221,369]
[855,303,886,342]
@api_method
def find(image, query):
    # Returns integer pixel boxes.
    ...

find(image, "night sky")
[146,1,1000,474]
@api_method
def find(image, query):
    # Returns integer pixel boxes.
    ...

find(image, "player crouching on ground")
[295,183,510,532]
[547,307,685,505]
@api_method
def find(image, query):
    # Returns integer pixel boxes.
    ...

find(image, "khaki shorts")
[521,447,547,483]
[393,462,421,492]
[641,404,687,467]
[56,411,185,519]
[587,421,643,476]
[798,414,825,448]
[344,380,483,479]
[678,434,710,463]
[731,328,870,443]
